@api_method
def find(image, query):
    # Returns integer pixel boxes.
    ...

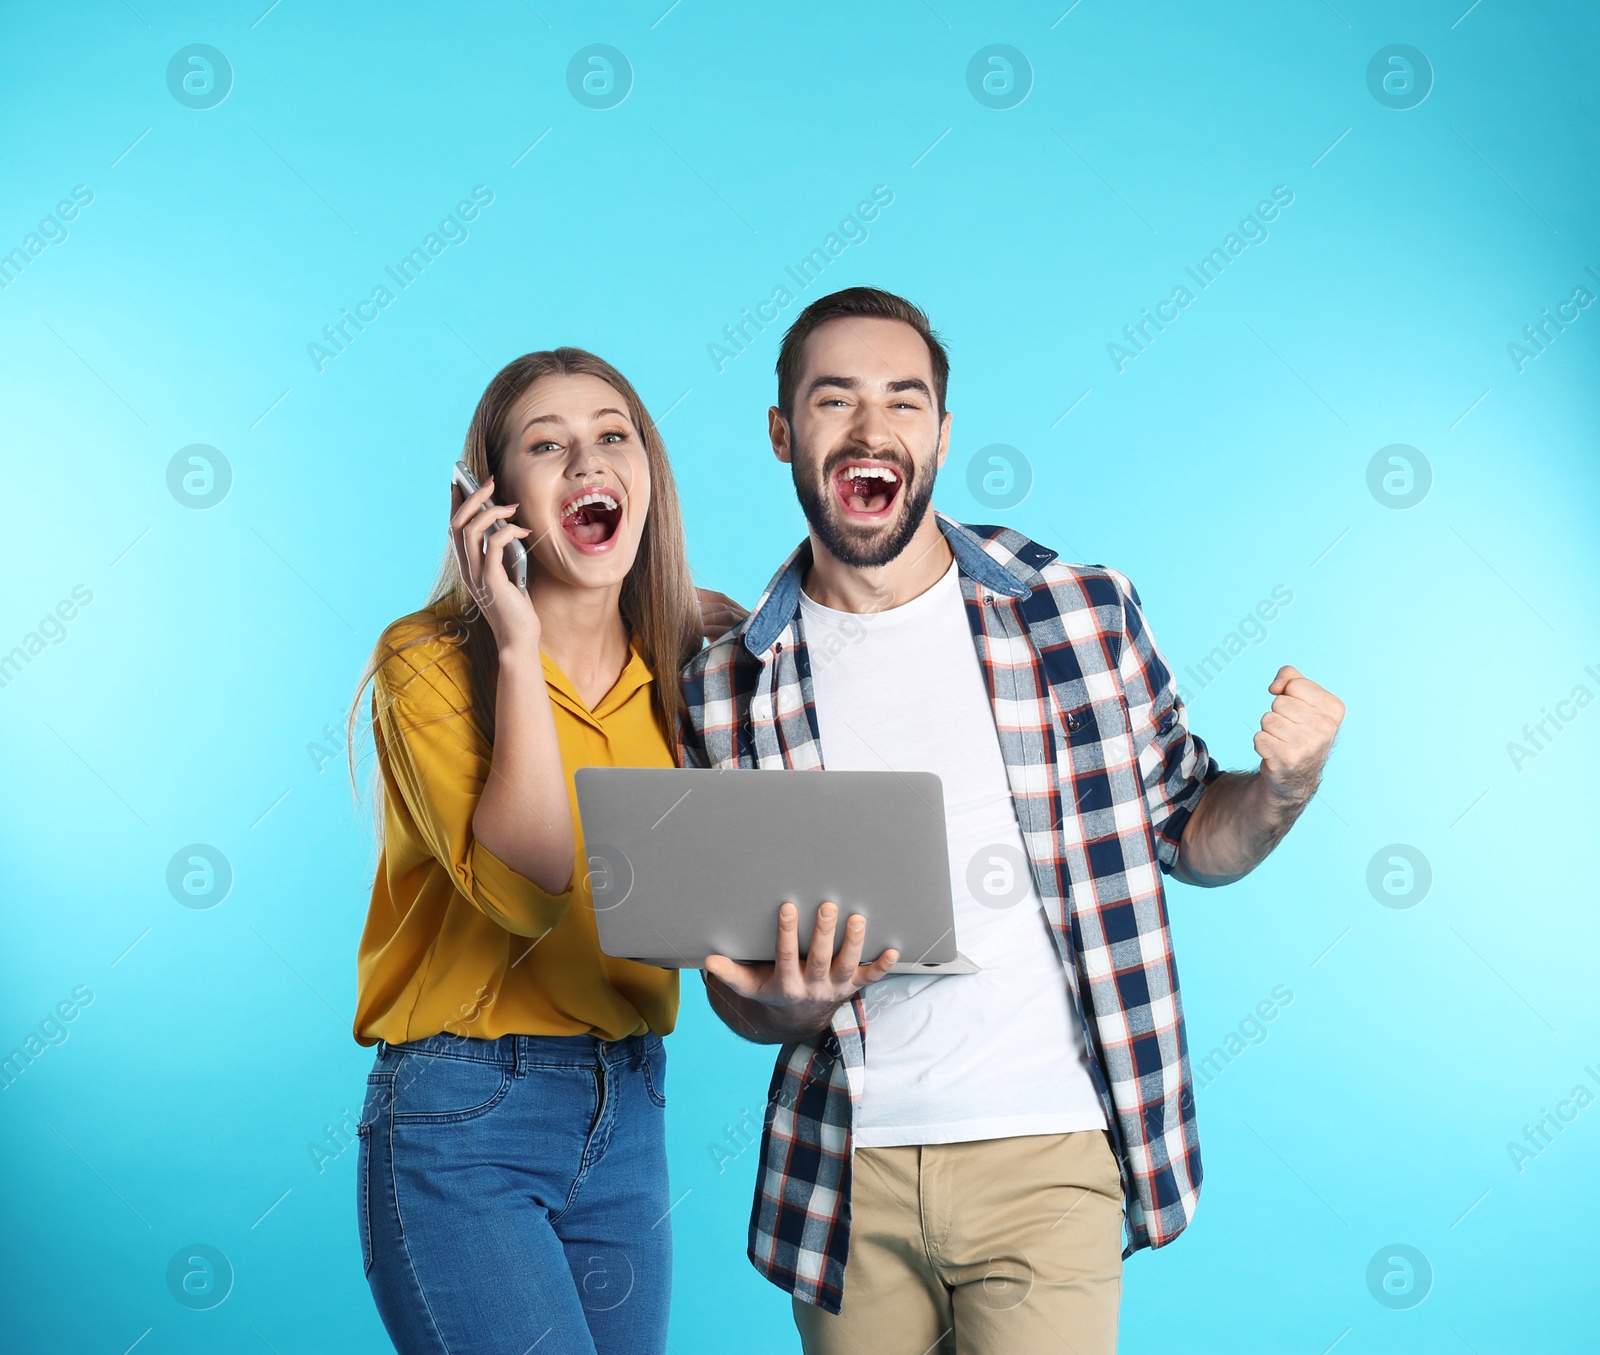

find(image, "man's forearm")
[1171,770,1312,887]
[702,972,839,1045]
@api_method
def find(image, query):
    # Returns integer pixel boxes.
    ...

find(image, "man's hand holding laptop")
[702,903,899,1044]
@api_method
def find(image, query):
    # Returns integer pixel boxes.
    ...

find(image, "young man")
[678,287,1344,1355]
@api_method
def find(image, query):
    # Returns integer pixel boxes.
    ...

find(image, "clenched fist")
[1254,665,1344,802]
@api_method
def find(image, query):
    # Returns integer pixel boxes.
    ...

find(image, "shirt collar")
[742,512,1038,657]
[541,641,654,725]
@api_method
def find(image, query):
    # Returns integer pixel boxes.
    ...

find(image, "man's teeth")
[842,466,899,483]
[564,491,619,516]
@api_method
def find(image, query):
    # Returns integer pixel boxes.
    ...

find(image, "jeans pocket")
[390,1051,512,1124]
[641,1038,667,1109]
[357,1068,393,1276]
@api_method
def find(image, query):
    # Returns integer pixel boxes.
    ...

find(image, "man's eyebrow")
[806,374,931,400]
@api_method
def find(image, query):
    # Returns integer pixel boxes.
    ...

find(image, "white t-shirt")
[799,559,1107,1146]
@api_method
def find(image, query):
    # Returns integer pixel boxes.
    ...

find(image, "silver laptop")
[574,767,978,974]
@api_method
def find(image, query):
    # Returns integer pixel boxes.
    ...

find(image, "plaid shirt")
[677,513,1223,1314]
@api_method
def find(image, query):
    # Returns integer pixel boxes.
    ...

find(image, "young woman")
[348,348,742,1355]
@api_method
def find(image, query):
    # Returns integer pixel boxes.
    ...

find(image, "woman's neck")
[527,576,630,709]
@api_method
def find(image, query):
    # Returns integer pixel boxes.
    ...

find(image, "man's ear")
[935,410,953,469]
[769,406,792,464]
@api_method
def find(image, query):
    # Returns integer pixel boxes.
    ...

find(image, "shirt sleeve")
[373,642,574,937]
[1107,568,1225,873]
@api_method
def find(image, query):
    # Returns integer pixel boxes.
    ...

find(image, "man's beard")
[791,446,938,569]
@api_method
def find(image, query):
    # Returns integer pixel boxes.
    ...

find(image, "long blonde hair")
[347,348,701,795]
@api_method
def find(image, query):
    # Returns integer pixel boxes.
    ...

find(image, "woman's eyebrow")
[522,406,631,433]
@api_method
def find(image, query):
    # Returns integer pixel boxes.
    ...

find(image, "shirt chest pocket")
[1053,692,1135,792]
[1062,697,1127,743]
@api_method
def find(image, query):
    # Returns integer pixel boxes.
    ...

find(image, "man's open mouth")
[832,461,903,521]
[559,487,624,553]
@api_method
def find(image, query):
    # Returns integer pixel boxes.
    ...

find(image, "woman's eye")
[531,440,562,453]
[598,430,629,444]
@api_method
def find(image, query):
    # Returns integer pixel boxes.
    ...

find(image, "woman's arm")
[470,644,575,895]
[449,475,575,897]
[372,643,573,938]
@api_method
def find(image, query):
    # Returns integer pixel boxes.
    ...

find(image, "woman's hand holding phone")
[451,466,571,897]
[450,476,539,657]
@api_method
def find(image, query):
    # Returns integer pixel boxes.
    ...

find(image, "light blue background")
[2,2,1596,1351]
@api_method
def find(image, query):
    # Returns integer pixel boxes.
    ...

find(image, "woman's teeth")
[563,491,619,516]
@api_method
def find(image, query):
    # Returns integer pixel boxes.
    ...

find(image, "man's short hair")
[775,286,949,419]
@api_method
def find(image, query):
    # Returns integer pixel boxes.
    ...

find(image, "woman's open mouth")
[832,461,903,521]
[558,487,624,554]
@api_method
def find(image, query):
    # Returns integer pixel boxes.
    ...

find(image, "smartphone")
[452,460,528,594]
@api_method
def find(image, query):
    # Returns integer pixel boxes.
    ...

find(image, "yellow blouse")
[353,613,679,1046]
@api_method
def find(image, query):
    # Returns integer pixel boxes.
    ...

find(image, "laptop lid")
[573,767,961,970]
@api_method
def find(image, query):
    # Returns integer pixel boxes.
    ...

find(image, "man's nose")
[847,400,895,450]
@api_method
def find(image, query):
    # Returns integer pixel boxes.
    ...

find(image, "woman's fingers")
[460,503,521,602]
[449,484,474,582]
[462,502,520,560]
[450,478,498,594]
[448,474,496,532]
[696,588,750,641]
[477,520,531,595]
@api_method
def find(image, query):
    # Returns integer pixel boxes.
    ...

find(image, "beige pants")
[792,1131,1124,1355]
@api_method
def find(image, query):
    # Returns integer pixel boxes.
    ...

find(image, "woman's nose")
[568,444,606,474]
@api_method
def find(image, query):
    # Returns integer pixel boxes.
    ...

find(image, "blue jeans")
[358,1030,672,1355]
